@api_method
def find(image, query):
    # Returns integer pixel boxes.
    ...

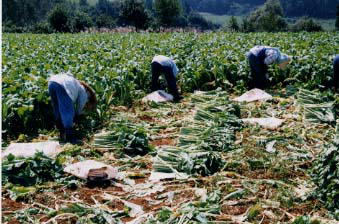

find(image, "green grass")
[69,0,107,6]
[199,12,243,26]
[200,12,336,31]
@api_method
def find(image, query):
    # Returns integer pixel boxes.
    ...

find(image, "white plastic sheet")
[142,90,173,103]
[2,141,61,159]
[149,171,188,181]
[64,160,118,180]
[265,140,277,153]
[233,88,273,102]
[242,118,284,130]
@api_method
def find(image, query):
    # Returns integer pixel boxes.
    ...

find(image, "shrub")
[96,15,116,28]
[291,17,323,32]
[247,0,287,32]
[73,11,93,32]
[48,4,72,32]
[32,21,54,34]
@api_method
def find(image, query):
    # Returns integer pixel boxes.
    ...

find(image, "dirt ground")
[2,90,337,223]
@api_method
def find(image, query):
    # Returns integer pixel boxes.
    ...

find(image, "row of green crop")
[2,32,338,138]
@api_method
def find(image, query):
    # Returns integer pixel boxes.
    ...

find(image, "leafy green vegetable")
[93,120,153,156]
[146,190,221,223]
[297,89,336,124]
[61,203,124,224]
[3,32,338,139]
[153,147,224,176]
[311,122,339,220]
[2,152,64,186]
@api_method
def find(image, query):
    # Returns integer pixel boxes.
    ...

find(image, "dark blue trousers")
[151,62,179,98]
[247,53,269,89]
[334,55,339,90]
[48,81,74,129]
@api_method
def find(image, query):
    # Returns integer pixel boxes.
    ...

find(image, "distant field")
[200,12,336,31]
[199,12,244,27]
[70,0,99,6]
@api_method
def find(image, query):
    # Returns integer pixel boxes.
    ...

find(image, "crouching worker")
[48,72,97,144]
[151,55,183,102]
[333,55,339,91]
[247,46,291,89]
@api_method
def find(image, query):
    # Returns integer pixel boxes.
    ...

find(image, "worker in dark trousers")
[151,55,182,101]
[247,46,291,89]
[333,55,339,91]
[48,72,97,144]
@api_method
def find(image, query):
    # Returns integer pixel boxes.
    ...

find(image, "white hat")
[278,54,291,64]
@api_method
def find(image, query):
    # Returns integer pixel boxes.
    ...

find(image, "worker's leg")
[334,55,339,90]
[48,82,65,140]
[248,54,269,89]
[163,66,181,100]
[50,82,77,143]
[151,62,162,91]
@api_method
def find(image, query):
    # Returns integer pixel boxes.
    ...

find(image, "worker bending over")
[151,55,182,101]
[247,46,291,89]
[48,72,97,144]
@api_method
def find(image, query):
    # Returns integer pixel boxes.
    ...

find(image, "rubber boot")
[172,91,183,102]
[65,128,82,145]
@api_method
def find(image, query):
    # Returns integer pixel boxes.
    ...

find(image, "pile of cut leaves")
[153,147,223,176]
[297,89,336,125]
[93,120,153,156]
[179,90,242,152]
[152,90,241,177]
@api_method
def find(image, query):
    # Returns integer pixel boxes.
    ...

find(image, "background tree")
[120,0,150,31]
[241,17,255,32]
[227,16,239,31]
[79,0,89,8]
[247,0,287,32]
[73,11,93,32]
[187,11,216,30]
[336,3,339,30]
[48,4,71,32]
[96,15,116,28]
[291,17,323,32]
[154,0,182,27]
[95,0,119,18]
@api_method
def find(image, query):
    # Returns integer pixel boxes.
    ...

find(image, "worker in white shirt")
[246,46,291,89]
[48,72,97,144]
[151,55,182,101]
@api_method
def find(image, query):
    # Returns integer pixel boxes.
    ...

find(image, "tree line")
[2,0,219,33]
[3,0,339,33]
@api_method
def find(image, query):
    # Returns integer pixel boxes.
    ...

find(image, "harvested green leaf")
[153,147,224,176]
[2,152,63,186]
[93,121,152,156]
[311,122,339,219]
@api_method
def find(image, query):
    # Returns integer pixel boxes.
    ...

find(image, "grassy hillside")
[200,12,336,31]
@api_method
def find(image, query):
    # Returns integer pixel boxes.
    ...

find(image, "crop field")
[2,32,339,223]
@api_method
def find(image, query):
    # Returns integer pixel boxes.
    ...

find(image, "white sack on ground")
[242,118,284,130]
[64,160,118,180]
[233,88,273,102]
[142,90,173,103]
[2,141,61,159]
